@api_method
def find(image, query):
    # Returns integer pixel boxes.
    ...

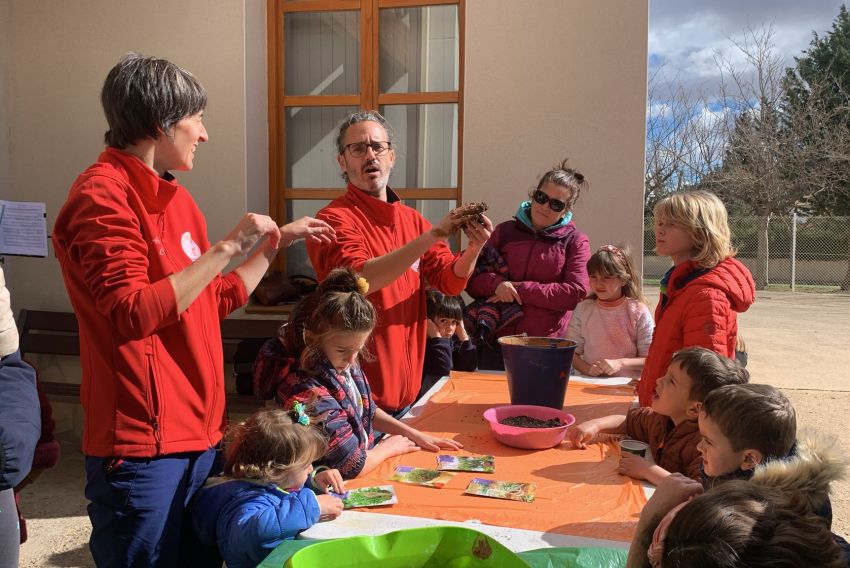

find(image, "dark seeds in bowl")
[499,415,562,428]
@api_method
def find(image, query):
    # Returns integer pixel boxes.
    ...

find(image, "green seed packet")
[342,485,398,509]
[464,478,536,503]
[390,466,457,488]
[437,454,495,473]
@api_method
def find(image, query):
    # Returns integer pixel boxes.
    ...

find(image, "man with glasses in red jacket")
[306,110,492,418]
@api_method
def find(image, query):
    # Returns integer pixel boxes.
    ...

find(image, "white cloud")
[649,0,844,97]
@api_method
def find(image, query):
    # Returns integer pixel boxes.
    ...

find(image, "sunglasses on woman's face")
[533,189,567,213]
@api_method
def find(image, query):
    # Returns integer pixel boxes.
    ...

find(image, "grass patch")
[762,283,843,293]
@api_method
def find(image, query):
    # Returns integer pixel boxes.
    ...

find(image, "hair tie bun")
[355,277,370,295]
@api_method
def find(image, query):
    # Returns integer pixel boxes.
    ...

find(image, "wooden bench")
[16,308,282,414]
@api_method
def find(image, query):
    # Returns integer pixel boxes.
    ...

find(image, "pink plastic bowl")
[483,404,576,450]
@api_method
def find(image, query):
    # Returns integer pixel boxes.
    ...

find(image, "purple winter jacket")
[466,218,590,338]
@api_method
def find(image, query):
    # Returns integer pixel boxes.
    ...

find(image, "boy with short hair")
[698,383,796,484]
[570,346,749,484]
[696,382,850,562]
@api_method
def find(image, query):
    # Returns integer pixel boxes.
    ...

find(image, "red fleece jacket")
[53,148,247,457]
[638,258,755,406]
[306,184,466,411]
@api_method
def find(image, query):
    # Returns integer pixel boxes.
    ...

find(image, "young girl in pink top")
[566,245,654,378]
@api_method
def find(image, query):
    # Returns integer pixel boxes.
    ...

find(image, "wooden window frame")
[267,0,465,271]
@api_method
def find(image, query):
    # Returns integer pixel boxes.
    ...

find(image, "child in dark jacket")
[627,467,849,568]
[419,289,477,400]
[697,383,850,561]
[192,407,344,568]
[0,266,40,566]
[570,347,748,484]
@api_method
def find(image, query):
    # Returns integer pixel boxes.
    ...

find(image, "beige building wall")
[0,1,10,200]
[1,0,647,311]
[1,0,250,310]
[464,0,648,259]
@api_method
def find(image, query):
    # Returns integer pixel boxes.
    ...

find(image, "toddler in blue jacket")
[192,407,344,568]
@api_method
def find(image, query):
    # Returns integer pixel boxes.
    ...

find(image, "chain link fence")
[643,216,850,290]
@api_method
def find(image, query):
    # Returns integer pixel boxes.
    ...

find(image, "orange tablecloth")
[348,371,646,543]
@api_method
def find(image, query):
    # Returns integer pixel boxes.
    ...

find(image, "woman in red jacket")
[53,53,334,567]
[638,191,755,407]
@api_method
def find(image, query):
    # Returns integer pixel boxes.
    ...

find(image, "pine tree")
[784,5,850,288]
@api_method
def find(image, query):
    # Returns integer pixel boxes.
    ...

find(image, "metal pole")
[765,215,771,287]
[790,212,797,291]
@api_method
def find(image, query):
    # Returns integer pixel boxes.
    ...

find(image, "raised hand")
[222,213,282,255]
[454,319,470,342]
[462,214,493,249]
[429,210,459,240]
[281,216,336,246]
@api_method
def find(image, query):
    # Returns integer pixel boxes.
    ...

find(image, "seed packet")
[436,454,495,473]
[390,466,457,488]
[463,478,536,503]
[341,485,398,509]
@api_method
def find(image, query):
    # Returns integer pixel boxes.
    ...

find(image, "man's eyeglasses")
[533,189,568,213]
[343,141,392,158]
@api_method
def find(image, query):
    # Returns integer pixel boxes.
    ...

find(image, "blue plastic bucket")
[497,336,577,409]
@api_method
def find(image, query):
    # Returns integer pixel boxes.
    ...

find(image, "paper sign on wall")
[0,200,48,257]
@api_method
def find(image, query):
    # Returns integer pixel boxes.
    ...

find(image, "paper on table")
[437,454,495,473]
[570,374,633,386]
[342,485,398,509]
[390,466,456,488]
[0,200,48,257]
[464,478,536,503]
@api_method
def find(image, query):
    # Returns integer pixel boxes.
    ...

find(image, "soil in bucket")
[497,336,577,409]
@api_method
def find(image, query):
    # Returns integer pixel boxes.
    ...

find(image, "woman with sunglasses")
[466,159,591,367]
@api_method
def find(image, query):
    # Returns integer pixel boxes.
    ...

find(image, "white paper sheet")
[0,200,48,257]
[569,374,634,386]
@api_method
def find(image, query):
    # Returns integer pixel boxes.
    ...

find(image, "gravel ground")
[16,288,850,567]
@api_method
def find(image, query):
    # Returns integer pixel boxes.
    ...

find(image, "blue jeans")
[0,488,19,568]
[85,448,222,568]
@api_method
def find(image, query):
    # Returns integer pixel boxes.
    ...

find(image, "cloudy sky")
[649,0,846,95]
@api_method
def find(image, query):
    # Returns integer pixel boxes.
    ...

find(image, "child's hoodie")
[192,476,321,568]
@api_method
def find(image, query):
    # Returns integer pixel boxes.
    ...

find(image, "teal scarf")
[516,201,573,231]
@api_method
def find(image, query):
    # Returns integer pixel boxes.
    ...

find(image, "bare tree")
[704,24,850,288]
[645,67,729,214]
[701,26,788,288]
[646,22,850,289]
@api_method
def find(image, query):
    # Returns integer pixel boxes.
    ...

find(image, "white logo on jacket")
[181,232,201,261]
[410,258,421,273]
